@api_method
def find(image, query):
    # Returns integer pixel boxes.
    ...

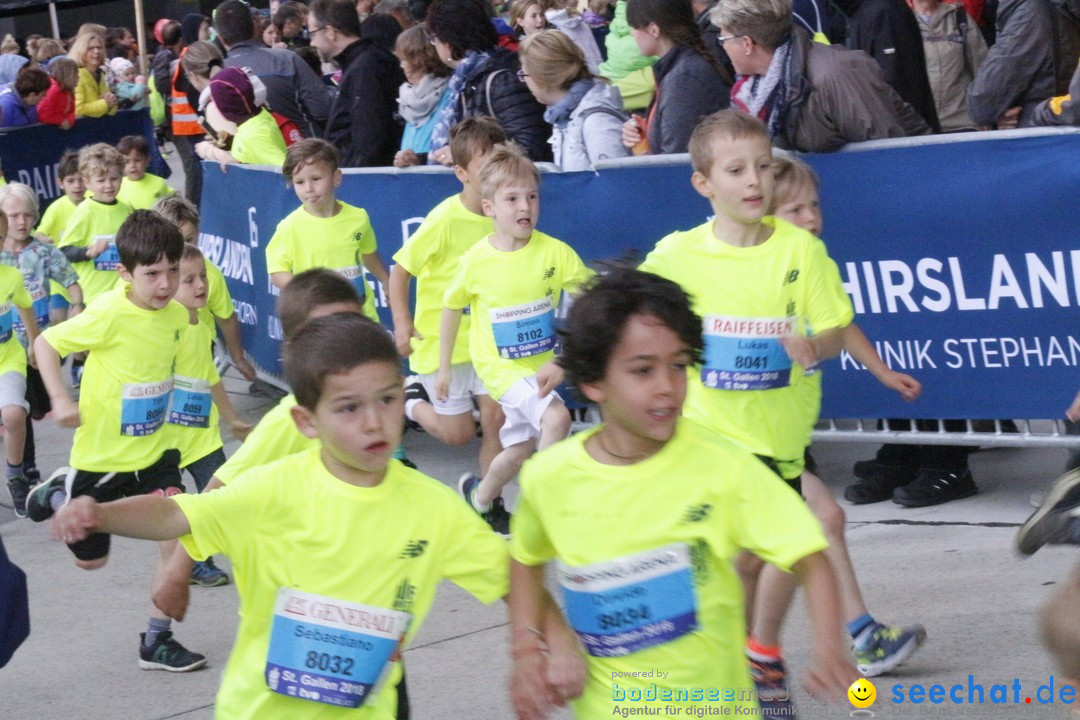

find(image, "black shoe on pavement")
[892,468,977,507]
[6,475,30,518]
[138,631,207,672]
[846,459,918,504]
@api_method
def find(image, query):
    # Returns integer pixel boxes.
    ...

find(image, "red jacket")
[36,78,76,127]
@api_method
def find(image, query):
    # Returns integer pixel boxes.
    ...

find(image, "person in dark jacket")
[425,0,552,163]
[967,0,1080,128]
[150,20,183,130]
[620,0,732,155]
[837,0,941,132]
[215,0,333,139]
[310,0,406,166]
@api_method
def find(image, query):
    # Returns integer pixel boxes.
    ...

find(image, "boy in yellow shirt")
[153,194,256,381]
[0,182,78,514]
[266,138,389,323]
[35,151,84,327]
[389,117,505,477]
[58,143,134,305]
[27,210,205,672]
[116,135,175,210]
[52,312,512,720]
[639,110,855,714]
[439,143,592,535]
[508,267,857,719]
[0,209,41,517]
[164,243,252,587]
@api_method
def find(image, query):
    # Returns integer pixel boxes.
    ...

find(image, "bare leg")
[2,405,26,467]
[477,394,504,477]
[411,404,477,447]
[476,440,534,506]
[537,401,570,451]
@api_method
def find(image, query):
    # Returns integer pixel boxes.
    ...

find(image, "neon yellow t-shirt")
[41,287,189,471]
[640,218,853,478]
[266,202,379,321]
[117,173,175,210]
[37,195,81,302]
[0,265,33,377]
[391,194,492,374]
[175,449,509,720]
[199,257,234,328]
[164,312,223,467]
[214,394,314,485]
[231,109,287,166]
[57,198,133,304]
[510,419,828,717]
[444,232,592,400]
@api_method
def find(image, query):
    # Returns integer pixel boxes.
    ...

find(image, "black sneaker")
[1016,468,1080,555]
[23,465,40,483]
[6,475,30,518]
[892,468,977,507]
[403,378,429,432]
[845,459,919,504]
[25,467,75,522]
[483,497,512,537]
[138,631,207,672]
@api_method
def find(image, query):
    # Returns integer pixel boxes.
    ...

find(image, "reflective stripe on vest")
[171,50,203,136]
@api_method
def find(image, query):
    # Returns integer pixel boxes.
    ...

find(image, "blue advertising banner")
[0,109,169,211]
[199,131,1080,420]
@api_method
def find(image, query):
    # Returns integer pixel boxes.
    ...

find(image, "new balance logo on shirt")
[400,539,428,558]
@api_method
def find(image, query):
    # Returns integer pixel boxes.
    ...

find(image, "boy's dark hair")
[277,268,361,341]
[285,312,400,409]
[215,0,258,47]
[283,138,340,181]
[14,67,49,97]
[116,134,150,157]
[292,46,323,77]
[181,243,204,262]
[558,265,704,386]
[57,150,81,181]
[116,210,185,270]
[449,116,507,168]
[310,0,362,37]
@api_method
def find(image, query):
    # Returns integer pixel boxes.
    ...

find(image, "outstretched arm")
[53,494,191,545]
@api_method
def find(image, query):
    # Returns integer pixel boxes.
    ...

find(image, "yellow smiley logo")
[848,678,876,708]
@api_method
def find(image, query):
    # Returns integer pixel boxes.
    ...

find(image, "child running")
[266,138,389,322]
[116,134,175,210]
[164,243,252,587]
[26,210,205,672]
[0,204,41,516]
[52,312,513,719]
[389,117,505,475]
[508,267,858,719]
[735,156,927,695]
[637,110,865,714]
[0,182,82,513]
[153,194,256,380]
[34,150,85,327]
[439,143,592,535]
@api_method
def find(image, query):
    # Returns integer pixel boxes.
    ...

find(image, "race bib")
[120,379,172,436]
[167,376,212,428]
[490,298,555,359]
[700,316,796,391]
[13,285,48,333]
[558,544,698,657]
[93,237,120,271]
[337,265,367,301]
[0,303,12,344]
[265,588,411,709]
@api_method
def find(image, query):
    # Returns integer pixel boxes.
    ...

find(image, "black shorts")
[24,366,50,420]
[67,449,183,562]
[754,454,803,496]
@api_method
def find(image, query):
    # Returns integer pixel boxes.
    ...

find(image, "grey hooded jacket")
[550,82,630,172]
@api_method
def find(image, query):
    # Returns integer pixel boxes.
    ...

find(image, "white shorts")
[0,371,28,413]
[417,364,488,416]
[498,376,562,447]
